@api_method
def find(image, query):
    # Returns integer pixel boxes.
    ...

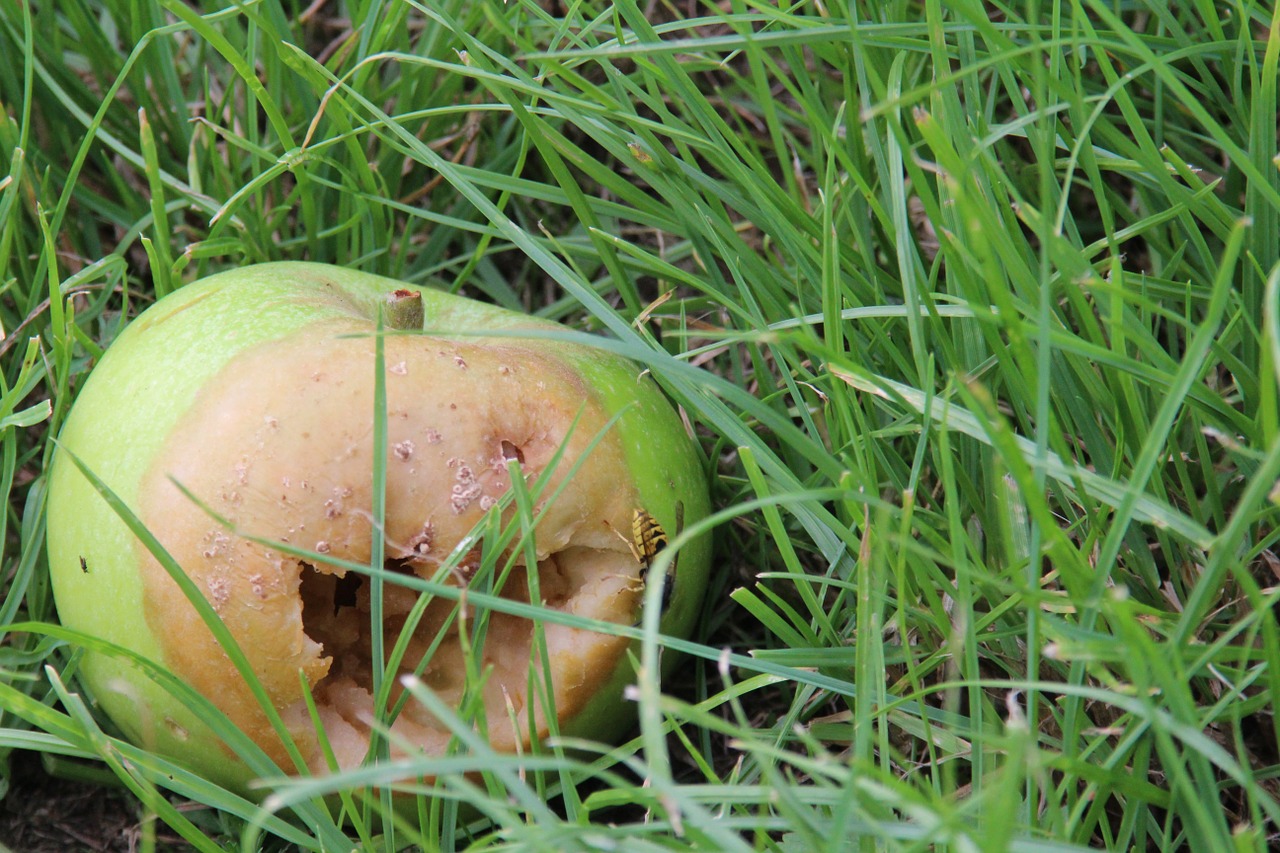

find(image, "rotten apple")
[45,262,710,790]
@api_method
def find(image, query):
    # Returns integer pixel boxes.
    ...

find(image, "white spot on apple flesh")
[206,577,230,610]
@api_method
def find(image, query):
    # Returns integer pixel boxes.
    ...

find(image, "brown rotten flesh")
[136,320,643,773]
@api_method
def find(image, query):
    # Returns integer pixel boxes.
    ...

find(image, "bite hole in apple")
[294,549,550,735]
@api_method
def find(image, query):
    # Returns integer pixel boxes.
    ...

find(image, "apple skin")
[46,262,711,792]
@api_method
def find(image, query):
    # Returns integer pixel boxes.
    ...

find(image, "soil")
[0,751,188,853]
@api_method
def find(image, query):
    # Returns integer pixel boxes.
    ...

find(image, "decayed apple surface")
[46,262,710,790]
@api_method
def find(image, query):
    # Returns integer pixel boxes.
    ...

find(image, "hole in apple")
[330,569,361,614]
[295,550,550,749]
[500,439,525,465]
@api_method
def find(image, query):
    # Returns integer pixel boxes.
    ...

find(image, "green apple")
[46,262,710,791]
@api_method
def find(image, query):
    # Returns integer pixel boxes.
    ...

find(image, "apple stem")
[385,289,424,331]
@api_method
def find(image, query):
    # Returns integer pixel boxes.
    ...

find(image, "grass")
[2,0,1279,849]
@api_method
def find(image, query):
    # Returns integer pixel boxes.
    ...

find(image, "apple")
[45,262,710,791]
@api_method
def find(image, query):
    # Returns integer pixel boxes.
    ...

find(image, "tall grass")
[1,1,1278,850]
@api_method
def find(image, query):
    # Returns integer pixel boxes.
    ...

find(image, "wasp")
[614,501,683,611]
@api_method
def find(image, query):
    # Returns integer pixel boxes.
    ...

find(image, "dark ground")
[0,751,181,853]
